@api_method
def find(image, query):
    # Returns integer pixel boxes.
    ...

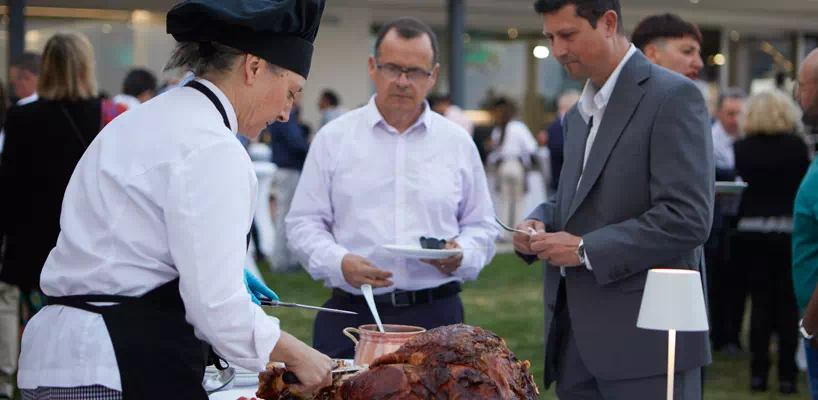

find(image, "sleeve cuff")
[453,237,481,281]
[582,239,593,270]
[313,246,349,288]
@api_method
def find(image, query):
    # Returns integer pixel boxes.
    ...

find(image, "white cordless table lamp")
[637,269,709,400]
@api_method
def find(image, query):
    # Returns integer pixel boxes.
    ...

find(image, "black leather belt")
[332,282,462,308]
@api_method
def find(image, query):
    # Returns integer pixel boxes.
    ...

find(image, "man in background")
[792,48,818,400]
[544,89,580,195]
[287,17,497,360]
[429,93,474,136]
[0,50,40,400]
[631,13,704,82]
[708,87,748,356]
[318,89,345,129]
[113,68,158,111]
[1,53,40,156]
[269,97,309,272]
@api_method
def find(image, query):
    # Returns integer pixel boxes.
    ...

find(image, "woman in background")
[0,33,126,307]
[487,97,538,239]
[732,89,811,395]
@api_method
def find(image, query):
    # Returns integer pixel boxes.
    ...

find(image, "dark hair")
[427,93,451,108]
[122,68,158,97]
[631,13,702,51]
[534,0,623,34]
[11,52,41,76]
[164,41,282,77]
[374,17,439,66]
[717,87,747,109]
[321,89,340,107]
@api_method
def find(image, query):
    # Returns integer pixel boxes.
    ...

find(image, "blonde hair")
[38,32,98,100]
[740,89,802,136]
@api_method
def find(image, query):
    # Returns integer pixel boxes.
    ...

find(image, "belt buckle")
[390,290,415,307]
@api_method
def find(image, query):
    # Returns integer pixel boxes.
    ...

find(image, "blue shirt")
[269,109,308,170]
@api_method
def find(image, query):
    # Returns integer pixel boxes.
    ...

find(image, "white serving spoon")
[360,284,385,333]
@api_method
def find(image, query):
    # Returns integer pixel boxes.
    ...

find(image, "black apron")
[47,81,241,399]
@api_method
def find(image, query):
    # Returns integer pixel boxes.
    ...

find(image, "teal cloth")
[792,158,818,315]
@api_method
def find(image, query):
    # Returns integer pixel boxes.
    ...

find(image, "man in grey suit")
[513,0,714,398]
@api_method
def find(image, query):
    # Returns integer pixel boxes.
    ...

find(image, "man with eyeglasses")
[286,17,498,359]
[792,47,818,400]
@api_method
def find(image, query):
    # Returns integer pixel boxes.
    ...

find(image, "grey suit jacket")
[526,50,714,386]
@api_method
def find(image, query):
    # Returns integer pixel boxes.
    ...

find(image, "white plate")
[716,181,748,194]
[383,244,462,259]
[208,388,258,399]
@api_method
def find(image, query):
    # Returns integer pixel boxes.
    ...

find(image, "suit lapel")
[559,110,590,225]
[565,51,652,222]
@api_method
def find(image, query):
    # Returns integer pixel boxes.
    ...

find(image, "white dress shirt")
[286,95,499,295]
[572,43,638,274]
[17,79,280,391]
[488,120,539,167]
[0,93,38,154]
[712,121,740,170]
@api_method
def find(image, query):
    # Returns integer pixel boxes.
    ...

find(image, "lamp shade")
[636,269,709,332]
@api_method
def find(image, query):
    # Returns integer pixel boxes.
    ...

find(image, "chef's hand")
[530,232,582,267]
[244,269,279,306]
[271,332,333,394]
[422,240,463,275]
[342,254,393,289]
[513,220,545,255]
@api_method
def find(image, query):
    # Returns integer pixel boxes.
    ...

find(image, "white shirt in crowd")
[712,120,740,170]
[572,42,638,274]
[487,120,538,167]
[444,105,474,136]
[286,95,499,295]
[0,93,39,154]
[18,79,279,391]
[112,93,142,111]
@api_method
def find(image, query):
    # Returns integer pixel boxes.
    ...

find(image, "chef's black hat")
[166,0,325,79]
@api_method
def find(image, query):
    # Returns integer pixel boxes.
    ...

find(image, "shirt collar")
[17,92,38,106]
[578,44,637,122]
[365,94,432,134]
[194,78,239,135]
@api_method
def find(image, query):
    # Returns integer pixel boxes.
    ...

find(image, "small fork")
[494,215,538,236]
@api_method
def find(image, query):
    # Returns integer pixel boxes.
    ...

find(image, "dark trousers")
[733,232,799,382]
[312,291,464,359]
[707,218,747,350]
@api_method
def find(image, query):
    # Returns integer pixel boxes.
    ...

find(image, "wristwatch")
[576,240,586,265]
[800,318,815,340]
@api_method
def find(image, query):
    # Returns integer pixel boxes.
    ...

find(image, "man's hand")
[422,240,463,275]
[530,232,583,267]
[512,220,545,255]
[341,254,393,289]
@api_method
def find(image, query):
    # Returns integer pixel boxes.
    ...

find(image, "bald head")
[805,49,818,81]
[799,49,818,125]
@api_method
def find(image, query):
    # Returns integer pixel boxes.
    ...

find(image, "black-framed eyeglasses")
[419,236,447,250]
[376,62,433,82]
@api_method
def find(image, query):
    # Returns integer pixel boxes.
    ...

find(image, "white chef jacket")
[17,79,280,391]
[286,95,499,295]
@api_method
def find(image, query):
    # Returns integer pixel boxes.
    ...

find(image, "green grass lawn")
[260,253,813,399]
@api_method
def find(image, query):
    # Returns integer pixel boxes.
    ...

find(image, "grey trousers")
[0,282,19,396]
[271,168,301,271]
[556,316,702,400]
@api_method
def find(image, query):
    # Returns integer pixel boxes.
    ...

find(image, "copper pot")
[342,324,426,365]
